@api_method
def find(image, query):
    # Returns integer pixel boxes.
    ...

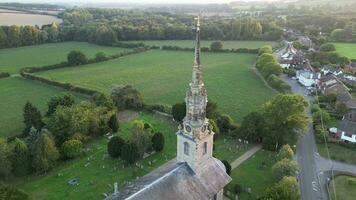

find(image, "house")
[298,36,312,49]
[320,66,343,76]
[317,74,350,95]
[339,118,356,143]
[344,62,356,74]
[278,42,306,69]
[297,70,321,87]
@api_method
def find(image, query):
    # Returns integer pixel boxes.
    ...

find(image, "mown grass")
[0,42,130,74]
[333,43,356,59]
[317,142,356,165]
[330,175,356,200]
[14,112,251,200]
[226,150,277,200]
[125,40,278,49]
[0,77,84,137]
[36,50,275,122]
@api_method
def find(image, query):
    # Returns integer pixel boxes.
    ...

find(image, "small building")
[297,70,321,87]
[320,66,343,76]
[317,74,350,95]
[278,42,306,69]
[344,62,356,74]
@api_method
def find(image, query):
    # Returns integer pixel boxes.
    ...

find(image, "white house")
[297,70,321,87]
[321,66,343,76]
[340,132,356,143]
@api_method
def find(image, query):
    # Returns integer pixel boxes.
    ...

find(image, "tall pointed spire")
[192,16,203,86]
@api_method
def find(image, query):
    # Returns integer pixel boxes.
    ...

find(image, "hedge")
[0,72,10,79]
[160,45,259,54]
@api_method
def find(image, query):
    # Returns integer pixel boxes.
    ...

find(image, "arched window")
[203,142,207,155]
[184,142,189,155]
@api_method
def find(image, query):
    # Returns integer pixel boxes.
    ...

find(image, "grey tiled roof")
[339,120,356,134]
[107,158,231,200]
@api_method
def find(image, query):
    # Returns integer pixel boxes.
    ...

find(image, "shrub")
[107,136,125,158]
[111,85,143,109]
[272,158,298,181]
[95,52,108,62]
[234,184,242,194]
[172,102,186,122]
[152,132,165,152]
[121,142,140,164]
[258,45,273,56]
[0,72,10,79]
[108,114,119,133]
[0,184,29,200]
[210,41,223,51]
[221,160,231,175]
[209,119,220,135]
[67,50,88,65]
[61,139,82,159]
[320,43,336,52]
[277,144,294,160]
[217,114,233,133]
[347,177,356,185]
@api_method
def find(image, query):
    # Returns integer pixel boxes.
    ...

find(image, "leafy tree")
[172,102,186,122]
[217,114,233,133]
[209,119,220,135]
[23,101,44,135]
[330,29,346,41]
[256,53,277,71]
[314,125,328,144]
[320,43,336,52]
[262,94,309,149]
[272,158,298,181]
[95,52,108,62]
[278,144,294,161]
[258,45,273,56]
[263,176,300,200]
[107,136,125,158]
[261,62,282,78]
[0,138,12,178]
[111,85,143,109]
[221,160,231,175]
[312,109,331,125]
[210,41,223,51]
[67,50,88,65]
[61,139,82,159]
[206,101,219,120]
[335,101,348,115]
[92,93,114,110]
[108,114,119,133]
[0,184,29,200]
[285,68,296,77]
[121,142,140,164]
[239,111,266,142]
[11,138,31,176]
[32,133,59,173]
[46,93,75,116]
[152,132,165,152]
[131,120,153,157]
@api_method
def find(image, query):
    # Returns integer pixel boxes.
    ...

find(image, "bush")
[258,45,273,56]
[277,144,294,160]
[217,114,233,133]
[320,43,336,52]
[152,132,165,152]
[210,41,223,51]
[95,52,108,62]
[121,142,140,164]
[67,50,88,65]
[107,136,125,158]
[108,114,119,133]
[0,184,29,200]
[61,139,82,159]
[347,177,356,185]
[172,102,186,122]
[209,119,220,135]
[221,160,231,175]
[272,158,298,181]
[111,85,143,109]
[0,72,10,79]
[234,184,242,194]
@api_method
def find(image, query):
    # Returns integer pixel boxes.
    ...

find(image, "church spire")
[192,16,203,86]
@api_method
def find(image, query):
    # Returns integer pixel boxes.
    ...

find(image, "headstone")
[114,182,118,195]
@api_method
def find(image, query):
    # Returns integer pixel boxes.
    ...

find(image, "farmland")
[0,11,62,26]
[0,77,84,137]
[36,50,275,121]
[0,42,130,74]
[333,43,356,59]
[13,112,251,200]
[125,40,278,49]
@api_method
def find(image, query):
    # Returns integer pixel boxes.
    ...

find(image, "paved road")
[230,145,262,169]
[281,75,327,200]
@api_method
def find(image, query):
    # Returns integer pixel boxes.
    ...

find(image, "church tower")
[177,17,215,173]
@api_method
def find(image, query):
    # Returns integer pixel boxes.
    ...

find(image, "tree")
[278,144,294,161]
[209,119,220,135]
[172,102,186,122]
[67,50,88,65]
[111,85,143,109]
[312,109,331,125]
[107,136,125,158]
[92,93,115,110]
[335,101,348,115]
[23,101,44,135]
[221,160,231,175]
[108,114,119,133]
[264,176,300,200]
[272,158,298,181]
[11,138,31,176]
[61,139,82,159]
[320,43,336,52]
[95,52,108,62]
[217,114,233,133]
[256,53,277,71]
[210,41,223,51]
[32,133,59,173]
[0,184,29,200]
[0,138,12,178]
[152,132,165,152]
[261,62,282,78]
[239,111,265,142]
[258,45,273,56]
[46,94,75,116]
[131,120,153,157]
[330,29,346,41]
[206,101,219,119]
[262,94,309,149]
[121,142,140,164]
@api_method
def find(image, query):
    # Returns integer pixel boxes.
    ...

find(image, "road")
[281,75,328,200]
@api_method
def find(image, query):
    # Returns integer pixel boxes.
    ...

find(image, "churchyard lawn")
[333,42,356,59]
[225,150,277,200]
[0,42,130,74]
[125,40,278,50]
[0,77,84,137]
[330,175,356,200]
[13,112,252,200]
[36,50,275,122]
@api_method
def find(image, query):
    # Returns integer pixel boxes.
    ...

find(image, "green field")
[330,175,356,200]
[36,50,275,121]
[317,142,356,165]
[0,77,84,137]
[333,43,356,59]
[226,150,276,200]
[126,40,278,49]
[14,112,251,200]
[0,42,130,74]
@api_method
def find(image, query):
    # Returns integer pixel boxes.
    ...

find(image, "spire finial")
[194,16,201,67]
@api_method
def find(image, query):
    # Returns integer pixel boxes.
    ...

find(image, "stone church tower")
[177,16,214,174]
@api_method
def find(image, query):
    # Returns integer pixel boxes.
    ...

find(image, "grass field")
[226,150,276,200]
[14,112,251,200]
[333,43,356,59]
[0,11,62,26]
[0,42,130,74]
[330,175,356,200]
[317,142,356,165]
[125,40,278,49]
[0,77,84,137]
[36,50,275,121]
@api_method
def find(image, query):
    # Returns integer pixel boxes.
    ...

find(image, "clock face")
[185,125,191,133]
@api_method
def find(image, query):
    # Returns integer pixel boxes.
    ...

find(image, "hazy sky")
[0,0,273,4]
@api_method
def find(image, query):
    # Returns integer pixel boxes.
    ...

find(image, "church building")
[107,17,231,200]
